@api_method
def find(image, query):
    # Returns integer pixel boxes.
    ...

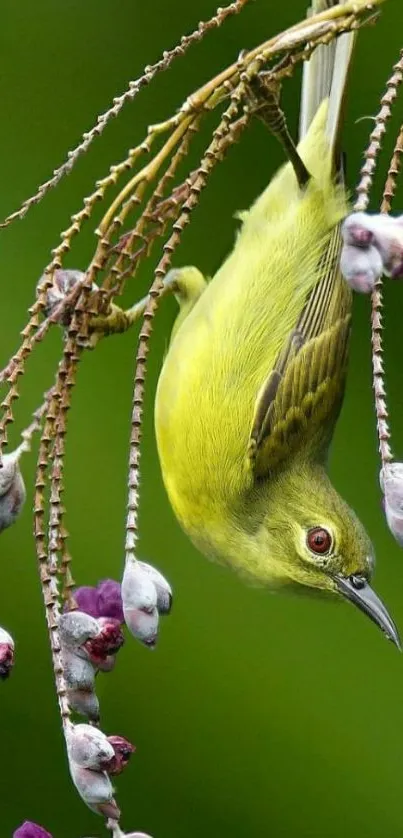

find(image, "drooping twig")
[355,50,403,473]
[124,74,252,563]
[34,363,73,735]
[0,0,252,229]
[0,0,381,463]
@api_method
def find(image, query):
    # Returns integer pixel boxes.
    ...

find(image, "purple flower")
[73,579,124,624]
[73,585,99,618]
[13,822,52,838]
[97,579,124,623]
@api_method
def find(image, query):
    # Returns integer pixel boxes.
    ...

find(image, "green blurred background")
[1,1,403,836]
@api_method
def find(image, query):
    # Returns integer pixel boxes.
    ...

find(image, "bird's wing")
[248,226,352,477]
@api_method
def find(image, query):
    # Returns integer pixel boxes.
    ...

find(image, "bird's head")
[260,461,400,648]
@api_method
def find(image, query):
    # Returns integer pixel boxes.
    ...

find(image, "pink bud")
[342,213,377,247]
[121,560,159,648]
[105,735,136,775]
[68,756,120,820]
[83,618,124,665]
[0,627,14,680]
[0,450,26,533]
[67,724,114,770]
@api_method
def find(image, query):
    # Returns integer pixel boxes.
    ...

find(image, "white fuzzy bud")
[121,560,159,648]
[341,212,403,288]
[67,688,100,723]
[67,724,114,770]
[111,830,153,838]
[137,561,172,614]
[61,632,99,721]
[63,649,95,690]
[59,611,99,649]
[0,450,26,533]
[380,463,403,547]
[68,755,120,820]
[340,243,383,294]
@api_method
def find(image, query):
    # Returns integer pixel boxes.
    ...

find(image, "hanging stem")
[0,0,252,229]
[0,0,378,461]
[124,77,250,564]
[354,50,403,474]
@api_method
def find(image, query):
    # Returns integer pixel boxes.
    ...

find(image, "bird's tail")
[240,2,354,226]
[299,0,356,153]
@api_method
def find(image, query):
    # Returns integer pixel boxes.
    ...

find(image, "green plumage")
[154,11,381,602]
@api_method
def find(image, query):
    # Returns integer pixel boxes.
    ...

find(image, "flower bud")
[110,826,153,838]
[67,688,100,723]
[38,269,86,326]
[97,579,124,623]
[68,756,120,820]
[341,212,403,284]
[73,579,124,623]
[97,654,116,673]
[123,834,153,838]
[61,637,99,722]
[138,562,172,615]
[63,648,96,690]
[72,585,100,618]
[380,463,403,547]
[105,735,136,776]
[0,627,14,680]
[0,449,26,533]
[380,462,403,494]
[340,243,383,294]
[13,823,52,838]
[365,214,403,278]
[83,617,124,665]
[67,724,115,770]
[121,560,159,648]
[59,611,100,650]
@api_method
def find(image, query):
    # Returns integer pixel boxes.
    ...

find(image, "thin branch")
[0,0,251,229]
[356,51,403,473]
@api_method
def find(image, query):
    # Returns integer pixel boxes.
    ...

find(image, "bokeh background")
[1,1,403,836]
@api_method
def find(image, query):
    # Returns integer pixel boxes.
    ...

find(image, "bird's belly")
[154,268,288,542]
[154,190,337,546]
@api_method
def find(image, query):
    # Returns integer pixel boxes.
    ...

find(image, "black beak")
[334,574,401,650]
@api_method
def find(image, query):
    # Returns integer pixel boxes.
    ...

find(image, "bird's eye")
[306,527,332,555]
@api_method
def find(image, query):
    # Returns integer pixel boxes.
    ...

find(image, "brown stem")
[0,0,251,229]
[356,51,403,473]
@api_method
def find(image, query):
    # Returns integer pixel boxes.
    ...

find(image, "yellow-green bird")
[154,1,400,647]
